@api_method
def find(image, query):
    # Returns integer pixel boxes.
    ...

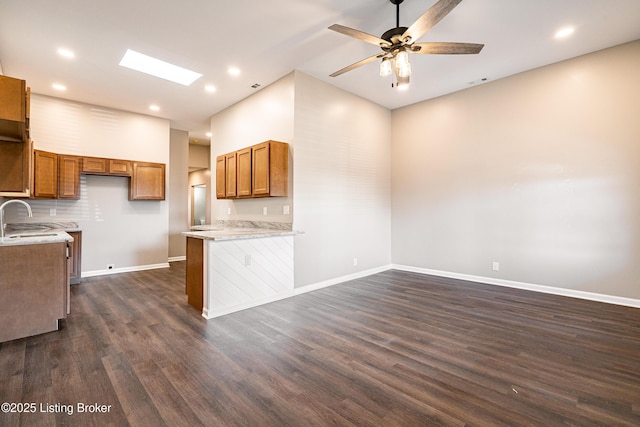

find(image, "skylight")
[119,49,202,86]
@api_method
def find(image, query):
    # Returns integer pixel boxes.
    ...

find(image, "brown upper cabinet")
[225,152,237,198]
[58,155,81,199]
[215,140,288,199]
[0,75,32,197]
[215,155,226,199]
[129,161,165,200]
[32,150,58,199]
[236,147,252,197]
[0,138,32,197]
[253,141,288,197]
[81,156,107,174]
[0,75,29,142]
[108,159,131,176]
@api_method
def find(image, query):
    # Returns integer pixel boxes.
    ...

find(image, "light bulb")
[379,57,393,77]
[396,61,411,78]
[395,49,409,67]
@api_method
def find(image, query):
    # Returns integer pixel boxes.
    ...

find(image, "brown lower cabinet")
[0,242,68,343]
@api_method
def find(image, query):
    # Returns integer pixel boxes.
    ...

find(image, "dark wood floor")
[1,263,639,426]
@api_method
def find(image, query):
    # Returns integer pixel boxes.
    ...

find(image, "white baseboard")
[202,291,295,320]
[294,264,393,296]
[168,256,186,262]
[82,262,170,278]
[392,264,640,309]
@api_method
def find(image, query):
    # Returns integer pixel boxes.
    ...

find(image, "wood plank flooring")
[1,263,639,426]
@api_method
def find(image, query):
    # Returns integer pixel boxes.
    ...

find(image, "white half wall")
[391,41,640,300]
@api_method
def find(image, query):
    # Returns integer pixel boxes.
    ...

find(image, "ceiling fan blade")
[330,53,387,77]
[402,0,463,43]
[329,24,391,48]
[410,42,484,54]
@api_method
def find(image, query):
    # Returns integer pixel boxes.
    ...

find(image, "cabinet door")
[129,161,165,200]
[33,150,58,198]
[81,157,107,174]
[237,148,252,197]
[225,153,237,198]
[67,231,82,285]
[0,75,27,141]
[215,155,226,199]
[252,142,270,196]
[0,138,32,197]
[108,159,131,176]
[58,155,81,199]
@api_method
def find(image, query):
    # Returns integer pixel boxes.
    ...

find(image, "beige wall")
[391,41,640,300]
[169,129,189,259]
[189,143,209,171]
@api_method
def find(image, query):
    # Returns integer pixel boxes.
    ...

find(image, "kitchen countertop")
[0,229,74,246]
[183,221,301,241]
[0,221,79,246]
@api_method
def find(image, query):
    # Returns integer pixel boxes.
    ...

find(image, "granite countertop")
[0,229,74,246]
[0,222,79,246]
[183,220,301,241]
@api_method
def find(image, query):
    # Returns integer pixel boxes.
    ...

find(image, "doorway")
[191,184,207,226]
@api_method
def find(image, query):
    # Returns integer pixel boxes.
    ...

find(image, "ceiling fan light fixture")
[396,74,410,90]
[395,48,409,68]
[380,57,393,77]
[396,60,411,78]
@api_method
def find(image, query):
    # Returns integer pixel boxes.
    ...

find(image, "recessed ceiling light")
[554,27,575,39]
[149,104,160,112]
[52,83,67,91]
[57,48,75,59]
[205,84,216,93]
[119,49,202,86]
[228,67,241,76]
[206,132,212,137]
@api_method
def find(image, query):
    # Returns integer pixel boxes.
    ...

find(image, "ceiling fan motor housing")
[381,26,409,46]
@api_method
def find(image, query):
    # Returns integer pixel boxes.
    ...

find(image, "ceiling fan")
[328,0,484,88]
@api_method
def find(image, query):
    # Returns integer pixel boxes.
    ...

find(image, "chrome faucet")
[0,199,33,238]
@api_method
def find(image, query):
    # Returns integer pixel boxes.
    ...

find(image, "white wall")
[9,94,171,273]
[391,41,640,300]
[209,71,392,288]
[293,72,391,287]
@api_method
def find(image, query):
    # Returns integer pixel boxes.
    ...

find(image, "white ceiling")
[1,0,639,144]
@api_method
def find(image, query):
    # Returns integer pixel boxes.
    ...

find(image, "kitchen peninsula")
[183,222,300,319]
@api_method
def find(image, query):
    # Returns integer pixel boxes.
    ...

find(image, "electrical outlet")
[283,205,290,215]
[263,207,268,216]
[227,207,231,215]
[353,258,358,267]
[492,261,500,272]
[50,208,56,216]
[107,264,115,270]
